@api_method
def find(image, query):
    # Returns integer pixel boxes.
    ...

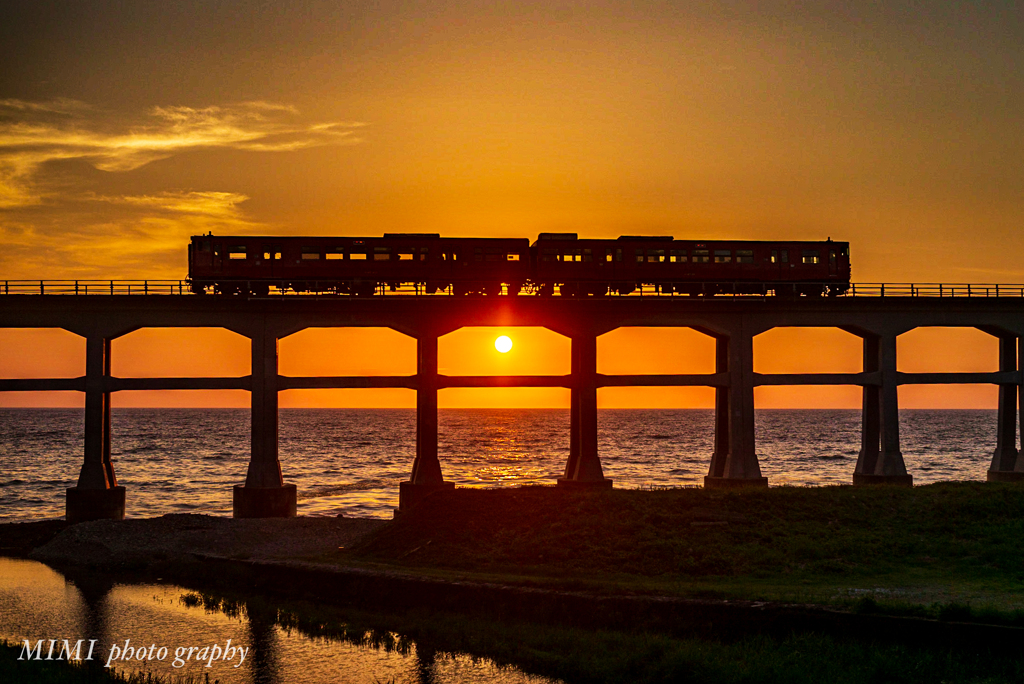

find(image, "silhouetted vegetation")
[0,640,217,684]
[347,481,1024,613]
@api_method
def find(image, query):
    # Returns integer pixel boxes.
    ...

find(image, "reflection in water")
[247,604,281,684]
[416,643,436,684]
[0,557,560,684]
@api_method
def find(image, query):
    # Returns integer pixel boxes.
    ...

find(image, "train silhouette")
[188,233,850,297]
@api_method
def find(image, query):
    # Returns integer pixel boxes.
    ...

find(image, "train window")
[737,250,754,263]
[228,246,247,260]
[781,250,789,263]
[485,247,503,262]
[541,248,557,262]
[670,249,686,263]
[350,252,367,260]
[605,249,613,263]
[200,241,211,252]
[714,250,731,263]
[301,247,320,260]
[507,253,520,261]
[616,249,623,262]
[583,249,592,262]
[829,250,836,264]
[647,249,665,263]
[213,245,221,257]
[398,251,414,261]
[326,247,344,260]
[635,249,644,264]
[693,249,709,263]
[770,250,777,263]
[801,250,820,264]
[840,246,849,257]
[374,247,391,261]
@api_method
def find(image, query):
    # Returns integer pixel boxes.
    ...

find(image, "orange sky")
[0,2,1021,408]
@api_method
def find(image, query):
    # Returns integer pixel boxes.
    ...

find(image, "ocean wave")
[297,479,400,500]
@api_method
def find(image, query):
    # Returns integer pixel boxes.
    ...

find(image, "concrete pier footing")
[66,486,125,523]
[987,471,1024,483]
[232,484,297,518]
[398,481,455,512]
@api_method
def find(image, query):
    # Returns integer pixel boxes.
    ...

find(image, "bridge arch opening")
[897,326,999,383]
[100,393,250,516]
[598,327,716,377]
[594,327,717,487]
[896,327,1010,482]
[436,328,571,490]
[0,328,89,520]
[108,327,252,514]
[0,328,85,407]
[439,326,570,377]
[112,326,250,379]
[275,389,416,516]
[280,327,416,379]
[277,329,418,515]
[435,391,570,489]
[750,328,864,485]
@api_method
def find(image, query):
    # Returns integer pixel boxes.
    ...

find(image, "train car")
[189,233,850,296]
[530,234,850,296]
[188,234,530,295]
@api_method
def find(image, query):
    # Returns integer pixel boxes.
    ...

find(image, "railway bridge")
[2,285,1023,521]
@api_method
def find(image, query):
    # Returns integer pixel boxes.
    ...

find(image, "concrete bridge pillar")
[66,335,125,523]
[559,332,612,488]
[854,331,912,485]
[705,328,767,488]
[988,335,1022,481]
[234,324,296,517]
[399,333,454,511]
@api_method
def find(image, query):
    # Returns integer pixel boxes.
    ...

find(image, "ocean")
[0,409,1010,522]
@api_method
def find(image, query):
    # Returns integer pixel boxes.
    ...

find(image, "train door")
[212,242,223,272]
[828,246,838,277]
[770,248,788,281]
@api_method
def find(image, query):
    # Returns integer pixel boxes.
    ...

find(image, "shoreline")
[4,481,1024,650]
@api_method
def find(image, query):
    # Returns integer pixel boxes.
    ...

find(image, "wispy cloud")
[0,100,366,279]
[0,191,264,280]
[0,99,365,207]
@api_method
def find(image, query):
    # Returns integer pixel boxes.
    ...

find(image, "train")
[187,233,851,297]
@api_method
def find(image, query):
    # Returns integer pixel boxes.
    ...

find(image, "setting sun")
[495,335,513,353]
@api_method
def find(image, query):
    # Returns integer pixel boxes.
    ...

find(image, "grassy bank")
[180,589,1024,684]
[342,481,1024,614]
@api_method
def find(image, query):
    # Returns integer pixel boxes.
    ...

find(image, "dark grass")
[345,481,1024,613]
[179,589,1024,684]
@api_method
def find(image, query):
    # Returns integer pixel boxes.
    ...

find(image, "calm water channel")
[0,557,560,683]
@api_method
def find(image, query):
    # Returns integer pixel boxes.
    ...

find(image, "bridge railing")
[846,283,1024,297]
[0,280,190,295]
[3,280,1024,297]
